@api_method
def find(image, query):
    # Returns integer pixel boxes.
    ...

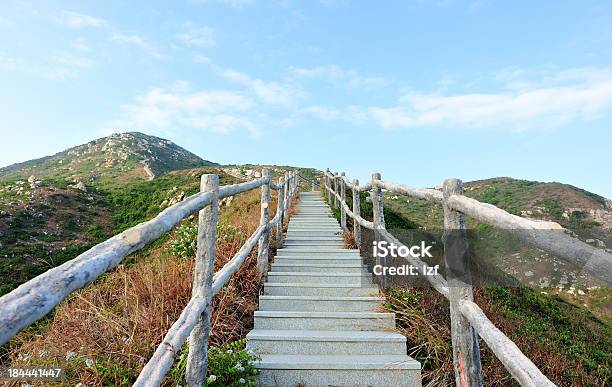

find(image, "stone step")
[270,263,368,273]
[259,295,382,312]
[276,249,360,256]
[273,257,363,265]
[263,283,379,296]
[255,355,421,387]
[254,311,395,330]
[283,242,345,247]
[246,330,407,355]
[267,272,372,285]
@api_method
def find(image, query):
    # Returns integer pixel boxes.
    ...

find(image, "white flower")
[85,359,94,367]
[237,366,245,372]
[66,351,77,361]
[75,383,85,387]
[239,378,245,384]
[226,349,233,354]
[207,375,217,382]
[17,353,31,361]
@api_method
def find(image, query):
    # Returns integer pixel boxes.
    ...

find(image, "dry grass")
[8,189,292,386]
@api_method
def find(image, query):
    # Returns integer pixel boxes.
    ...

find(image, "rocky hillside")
[0,132,215,189]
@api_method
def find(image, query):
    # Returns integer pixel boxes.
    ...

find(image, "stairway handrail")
[0,169,300,386]
[323,168,612,387]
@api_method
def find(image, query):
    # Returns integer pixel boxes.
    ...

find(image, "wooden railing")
[323,169,612,387]
[0,169,300,386]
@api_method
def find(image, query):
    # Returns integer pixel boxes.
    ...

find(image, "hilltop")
[0,132,215,188]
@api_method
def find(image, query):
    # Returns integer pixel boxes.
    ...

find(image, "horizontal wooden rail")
[446,195,612,283]
[374,179,443,204]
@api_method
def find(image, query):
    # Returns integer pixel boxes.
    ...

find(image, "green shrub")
[168,339,259,386]
[169,222,198,259]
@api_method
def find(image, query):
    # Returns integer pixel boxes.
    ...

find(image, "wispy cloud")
[58,11,107,28]
[369,68,612,131]
[108,84,261,137]
[301,67,612,132]
[111,33,164,59]
[222,68,301,106]
[176,22,215,48]
[292,64,388,90]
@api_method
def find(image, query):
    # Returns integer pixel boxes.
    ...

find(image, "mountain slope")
[0,132,216,188]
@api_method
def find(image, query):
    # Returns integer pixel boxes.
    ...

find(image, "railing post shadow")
[257,168,271,276]
[276,176,285,247]
[371,172,386,288]
[340,172,347,231]
[352,178,361,250]
[185,174,219,386]
[443,178,483,387]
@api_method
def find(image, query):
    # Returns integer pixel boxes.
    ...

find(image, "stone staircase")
[247,191,421,386]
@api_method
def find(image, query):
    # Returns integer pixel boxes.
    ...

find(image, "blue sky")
[1,1,612,197]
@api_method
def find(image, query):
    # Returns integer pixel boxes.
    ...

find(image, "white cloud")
[109,86,260,137]
[300,67,612,132]
[177,22,215,48]
[222,69,300,106]
[58,11,107,28]
[292,64,388,90]
[369,69,612,131]
[111,33,164,58]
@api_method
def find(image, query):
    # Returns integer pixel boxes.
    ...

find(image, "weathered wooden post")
[371,172,386,287]
[186,174,219,386]
[352,178,361,250]
[443,178,483,387]
[333,173,339,209]
[325,169,332,203]
[257,168,271,275]
[276,176,285,246]
[284,172,289,210]
[340,172,347,230]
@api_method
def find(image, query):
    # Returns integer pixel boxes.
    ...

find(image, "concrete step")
[259,295,382,312]
[284,238,343,242]
[283,242,345,247]
[273,257,363,265]
[267,272,372,285]
[255,355,421,387]
[246,330,407,355]
[276,247,360,257]
[270,263,368,273]
[254,311,396,331]
[263,283,379,296]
